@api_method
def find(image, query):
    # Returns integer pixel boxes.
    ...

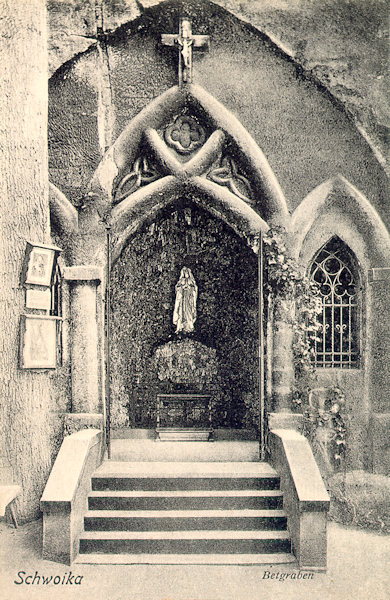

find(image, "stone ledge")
[41,429,103,564]
[41,429,102,505]
[268,412,304,431]
[63,265,103,283]
[271,429,330,510]
[368,267,390,282]
[64,413,104,436]
[268,428,329,570]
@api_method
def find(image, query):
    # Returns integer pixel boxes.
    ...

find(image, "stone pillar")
[272,297,294,410]
[268,296,303,430]
[367,267,390,474]
[63,265,104,433]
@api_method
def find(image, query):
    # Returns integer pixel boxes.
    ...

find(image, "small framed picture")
[25,288,52,311]
[20,315,58,369]
[23,242,61,287]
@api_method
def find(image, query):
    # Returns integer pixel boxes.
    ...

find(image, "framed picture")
[25,288,52,311]
[20,315,58,369]
[23,242,61,287]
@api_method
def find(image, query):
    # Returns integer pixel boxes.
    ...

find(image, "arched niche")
[110,176,268,265]
[291,175,390,270]
[109,198,260,430]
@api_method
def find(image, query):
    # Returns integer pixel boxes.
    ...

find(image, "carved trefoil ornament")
[164,115,206,155]
[208,155,254,204]
[114,156,161,204]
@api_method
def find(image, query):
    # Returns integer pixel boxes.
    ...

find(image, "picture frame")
[23,242,61,287]
[25,287,52,311]
[19,314,59,369]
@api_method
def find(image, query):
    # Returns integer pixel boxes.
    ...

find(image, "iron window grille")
[310,237,360,368]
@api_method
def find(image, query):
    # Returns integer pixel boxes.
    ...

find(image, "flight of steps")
[75,461,295,565]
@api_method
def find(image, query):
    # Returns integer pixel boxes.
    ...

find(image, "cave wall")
[0,0,68,523]
[47,0,389,168]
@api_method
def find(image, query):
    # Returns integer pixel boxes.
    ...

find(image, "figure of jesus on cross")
[162,18,209,85]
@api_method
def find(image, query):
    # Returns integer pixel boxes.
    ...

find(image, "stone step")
[75,552,296,565]
[109,439,260,462]
[83,509,287,531]
[88,489,284,511]
[92,461,280,492]
[94,461,278,477]
[79,530,291,555]
[92,476,280,492]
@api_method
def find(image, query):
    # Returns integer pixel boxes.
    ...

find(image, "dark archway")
[109,198,259,430]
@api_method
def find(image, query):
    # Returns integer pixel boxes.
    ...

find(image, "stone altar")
[156,393,213,441]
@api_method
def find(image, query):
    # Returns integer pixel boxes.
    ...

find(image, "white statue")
[173,267,198,333]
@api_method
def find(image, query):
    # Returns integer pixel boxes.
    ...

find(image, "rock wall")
[0,0,66,522]
[46,0,390,475]
[47,0,388,170]
[48,1,388,222]
[110,201,259,429]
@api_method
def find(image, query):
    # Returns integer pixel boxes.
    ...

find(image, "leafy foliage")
[262,227,322,402]
[260,228,347,465]
[300,387,347,469]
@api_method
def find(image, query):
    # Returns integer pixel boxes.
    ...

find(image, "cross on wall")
[162,18,210,85]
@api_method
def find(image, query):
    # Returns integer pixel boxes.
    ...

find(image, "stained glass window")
[310,237,360,368]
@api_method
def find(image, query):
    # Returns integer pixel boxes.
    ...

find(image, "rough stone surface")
[368,279,390,414]
[48,0,389,228]
[47,0,389,168]
[370,414,390,475]
[0,0,67,523]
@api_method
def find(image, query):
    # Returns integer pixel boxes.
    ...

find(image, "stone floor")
[0,519,389,600]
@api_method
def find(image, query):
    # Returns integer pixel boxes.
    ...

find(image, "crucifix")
[162,18,209,85]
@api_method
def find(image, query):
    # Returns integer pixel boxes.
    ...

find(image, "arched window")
[310,237,360,368]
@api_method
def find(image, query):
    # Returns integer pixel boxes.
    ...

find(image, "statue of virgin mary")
[173,267,198,334]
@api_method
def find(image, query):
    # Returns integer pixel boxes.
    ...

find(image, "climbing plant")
[301,387,347,469]
[261,228,347,466]
[262,226,322,405]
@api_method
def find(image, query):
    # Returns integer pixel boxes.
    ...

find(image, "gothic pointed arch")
[291,175,390,268]
[110,176,268,264]
[84,84,288,262]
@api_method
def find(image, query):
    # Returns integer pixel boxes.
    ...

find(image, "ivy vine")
[262,226,322,397]
[262,228,346,464]
[301,387,347,469]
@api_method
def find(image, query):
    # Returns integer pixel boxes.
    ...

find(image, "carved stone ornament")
[208,155,253,204]
[164,115,206,155]
[114,156,161,204]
